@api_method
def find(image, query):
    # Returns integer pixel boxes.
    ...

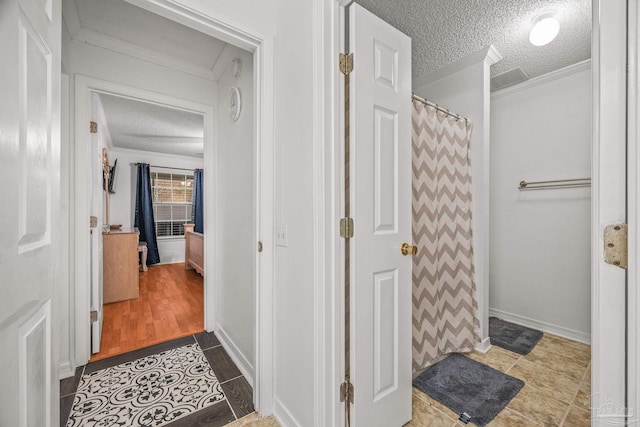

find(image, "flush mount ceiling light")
[529,12,560,46]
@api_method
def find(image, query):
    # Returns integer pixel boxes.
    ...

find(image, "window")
[151,169,194,238]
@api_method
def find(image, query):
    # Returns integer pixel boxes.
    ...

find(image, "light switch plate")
[276,224,288,247]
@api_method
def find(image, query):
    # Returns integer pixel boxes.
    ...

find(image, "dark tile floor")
[59,331,254,427]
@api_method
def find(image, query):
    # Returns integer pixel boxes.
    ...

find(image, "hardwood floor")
[91,262,204,361]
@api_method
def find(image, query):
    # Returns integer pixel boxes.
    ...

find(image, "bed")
[184,224,204,276]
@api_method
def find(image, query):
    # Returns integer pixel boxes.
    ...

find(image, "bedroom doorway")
[69,3,270,410]
[68,0,274,413]
[83,90,208,362]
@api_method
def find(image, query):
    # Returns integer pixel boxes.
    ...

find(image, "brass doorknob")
[401,243,417,256]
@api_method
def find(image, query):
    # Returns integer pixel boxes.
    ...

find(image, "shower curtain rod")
[412,93,469,124]
[131,162,195,172]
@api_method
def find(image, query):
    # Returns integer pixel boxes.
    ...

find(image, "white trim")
[109,145,203,161]
[70,2,276,416]
[92,94,114,150]
[591,0,628,421]
[216,325,255,387]
[73,75,215,366]
[413,45,502,88]
[489,308,591,345]
[273,397,302,427]
[474,337,492,354]
[70,30,218,82]
[312,0,326,422]
[628,0,640,419]
[491,59,592,99]
[58,362,74,380]
[211,44,235,82]
[61,0,81,37]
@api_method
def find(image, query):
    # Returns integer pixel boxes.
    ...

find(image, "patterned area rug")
[66,343,226,427]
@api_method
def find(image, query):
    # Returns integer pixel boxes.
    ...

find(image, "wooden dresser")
[103,228,140,304]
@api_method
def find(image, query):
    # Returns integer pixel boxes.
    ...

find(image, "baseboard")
[474,336,492,353]
[489,308,591,345]
[273,397,301,427]
[215,325,255,387]
[156,258,185,266]
[59,361,74,380]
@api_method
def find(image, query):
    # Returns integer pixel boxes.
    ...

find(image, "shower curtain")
[412,99,478,372]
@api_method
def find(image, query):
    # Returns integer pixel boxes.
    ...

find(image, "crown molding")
[211,44,236,81]
[61,0,81,37]
[72,28,218,81]
[413,45,503,88]
[484,45,503,66]
[109,145,205,160]
[491,59,591,99]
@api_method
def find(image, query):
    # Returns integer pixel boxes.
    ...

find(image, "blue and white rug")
[66,343,226,427]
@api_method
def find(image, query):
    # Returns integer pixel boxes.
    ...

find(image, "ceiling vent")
[491,67,530,91]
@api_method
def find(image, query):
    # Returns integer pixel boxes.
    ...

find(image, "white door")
[0,0,62,425]
[592,0,628,423]
[90,97,104,354]
[349,4,412,426]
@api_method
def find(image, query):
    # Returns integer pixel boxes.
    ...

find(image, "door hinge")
[90,216,98,228]
[340,380,354,403]
[90,121,98,133]
[340,217,354,238]
[90,310,98,322]
[258,241,263,253]
[604,224,628,268]
[339,53,354,75]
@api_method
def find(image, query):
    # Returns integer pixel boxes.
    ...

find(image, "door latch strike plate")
[90,310,98,322]
[604,224,628,268]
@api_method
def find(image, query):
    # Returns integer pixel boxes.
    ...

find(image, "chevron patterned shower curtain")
[411,100,478,372]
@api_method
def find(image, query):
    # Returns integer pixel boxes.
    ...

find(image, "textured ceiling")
[355,0,591,81]
[97,94,204,158]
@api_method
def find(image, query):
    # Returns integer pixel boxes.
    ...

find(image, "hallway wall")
[61,35,216,376]
[215,46,256,382]
[173,1,318,424]
[489,61,591,342]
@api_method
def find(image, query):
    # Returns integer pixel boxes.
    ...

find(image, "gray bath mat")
[489,317,543,355]
[413,354,524,426]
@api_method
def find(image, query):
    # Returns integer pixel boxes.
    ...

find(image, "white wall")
[65,1,319,424]
[61,36,216,374]
[174,1,318,424]
[413,47,501,350]
[489,61,592,342]
[68,41,218,107]
[215,47,256,380]
[107,148,204,265]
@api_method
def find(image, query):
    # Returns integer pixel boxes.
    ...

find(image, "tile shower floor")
[407,333,592,427]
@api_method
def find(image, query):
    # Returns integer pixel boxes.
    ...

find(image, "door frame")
[314,1,352,426]
[591,0,629,422]
[319,0,635,425]
[73,75,215,362]
[627,0,640,420]
[71,1,276,414]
